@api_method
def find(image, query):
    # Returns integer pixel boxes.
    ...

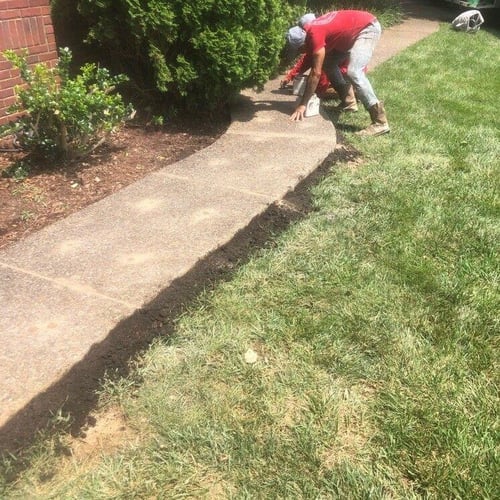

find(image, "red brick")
[7,21,19,50]
[0,88,15,100]
[0,10,22,21]
[22,18,34,46]
[0,107,22,123]
[0,0,57,119]
[0,96,17,108]
[26,51,41,64]
[0,21,14,50]
[6,1,29,9]
[0,59,14,71]
[27,16,36,46]
[8,21,18,48]
[0,107,16,119]
[0,23,10,50]
[20,7,42,17]
[27,43,47,56]
[1,76,23,88]
[37,51,56,63]
[29,0,48,7]
[32,16,42,45]
[42,13,52,26]
[18,22,28,47]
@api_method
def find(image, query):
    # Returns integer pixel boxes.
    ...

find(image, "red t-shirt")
[305,10,376,53]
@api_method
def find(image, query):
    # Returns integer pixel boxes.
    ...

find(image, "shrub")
[73,0,291,112]
[0,48,132,160]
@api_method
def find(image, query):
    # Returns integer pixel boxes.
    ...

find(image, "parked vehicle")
[444,0,499,8]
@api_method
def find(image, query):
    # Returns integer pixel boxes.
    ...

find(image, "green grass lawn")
[2,24,499,500]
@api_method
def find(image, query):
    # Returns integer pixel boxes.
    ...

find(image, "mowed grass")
[2,25,499,499]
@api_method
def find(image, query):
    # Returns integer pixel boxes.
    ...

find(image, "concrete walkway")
[0,2,451,451]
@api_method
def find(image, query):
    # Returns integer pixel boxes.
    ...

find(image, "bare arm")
[290,47,325,121]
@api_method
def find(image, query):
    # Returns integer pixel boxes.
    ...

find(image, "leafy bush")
[0,48,132,160]
[72,0,291,112]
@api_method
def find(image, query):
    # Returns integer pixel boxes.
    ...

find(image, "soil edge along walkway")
[0,2,446,452]
[0,76,336,450]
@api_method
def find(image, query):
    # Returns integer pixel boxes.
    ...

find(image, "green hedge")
[53,0,292,113]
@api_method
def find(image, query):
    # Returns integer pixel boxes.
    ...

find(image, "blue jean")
[323,21,381,109]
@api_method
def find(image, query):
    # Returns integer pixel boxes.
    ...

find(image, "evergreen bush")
[73,0,291,112]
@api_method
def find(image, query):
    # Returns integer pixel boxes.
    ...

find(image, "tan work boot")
[318,86,339,100]
[357,101,390,136]
[334,84,358,112]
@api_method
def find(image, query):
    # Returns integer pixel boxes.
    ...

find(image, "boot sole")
[373,127,390,136]
[356,127,390,137]
[333,107,358,113]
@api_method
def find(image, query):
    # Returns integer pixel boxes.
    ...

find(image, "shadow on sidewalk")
[230,93,295,123]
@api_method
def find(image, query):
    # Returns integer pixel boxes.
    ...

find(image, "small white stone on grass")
[244,348,259,364]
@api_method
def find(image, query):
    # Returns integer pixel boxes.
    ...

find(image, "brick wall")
[0,0,58,125]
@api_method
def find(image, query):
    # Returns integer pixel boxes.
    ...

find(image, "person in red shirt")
[286,10,390,136]
[281,13,354,104]
[280,52,368,104]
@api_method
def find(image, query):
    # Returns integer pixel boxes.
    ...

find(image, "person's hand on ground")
[290,104,306,121]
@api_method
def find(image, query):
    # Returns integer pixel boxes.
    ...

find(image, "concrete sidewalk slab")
[0,75,336,449]
[371,17,440,67]
[0,174,273,303]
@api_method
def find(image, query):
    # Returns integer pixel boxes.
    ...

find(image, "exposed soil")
[0,114,229,250]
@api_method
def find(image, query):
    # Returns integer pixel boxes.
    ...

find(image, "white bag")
[451,10,484,33]
[304,94,320,117]
[292,75,307,96]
